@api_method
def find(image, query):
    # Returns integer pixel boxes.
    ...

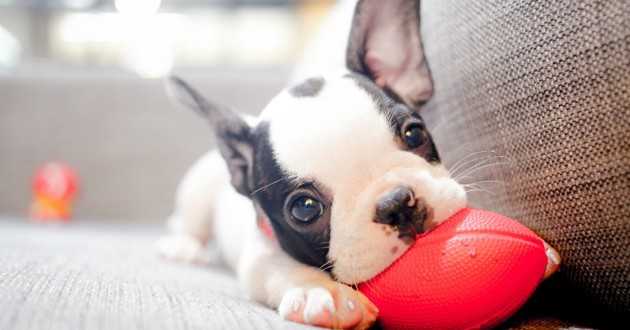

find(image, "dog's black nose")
[375,186,417,227]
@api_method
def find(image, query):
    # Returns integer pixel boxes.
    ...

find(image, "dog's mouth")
[395,201,432,244]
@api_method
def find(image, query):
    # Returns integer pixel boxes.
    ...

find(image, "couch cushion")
[420,0,629,323]
[0,219,317,330]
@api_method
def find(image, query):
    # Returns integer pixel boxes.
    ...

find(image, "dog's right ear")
[166,76,254,196]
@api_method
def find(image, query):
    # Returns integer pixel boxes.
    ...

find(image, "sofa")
[420,0,629,328]
[1,0,628,329]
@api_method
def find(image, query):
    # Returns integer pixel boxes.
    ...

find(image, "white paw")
[278,288,309,319]
[278,285,378,329]
[156,235,210,264]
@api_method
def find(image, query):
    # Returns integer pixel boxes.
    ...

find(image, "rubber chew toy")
[358,208,547,330]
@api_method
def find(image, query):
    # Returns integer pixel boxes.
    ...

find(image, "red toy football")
[358,208,547,329]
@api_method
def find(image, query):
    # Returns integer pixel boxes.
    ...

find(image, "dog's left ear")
[346,0,432,107]
[166,76,254,196]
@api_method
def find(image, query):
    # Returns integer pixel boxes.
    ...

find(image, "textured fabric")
[420,0,630,324]
[0,219,316,330]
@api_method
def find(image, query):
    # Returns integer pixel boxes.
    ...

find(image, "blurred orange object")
[30,162,78,222]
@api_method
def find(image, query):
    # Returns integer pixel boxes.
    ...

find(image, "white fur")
[264,75,466,283]
[156,234,210,264]
[157,149,378,329]
[157,54,466,330]
[157,76,466,328]
[158,1,560,327]
[158,1,467,327]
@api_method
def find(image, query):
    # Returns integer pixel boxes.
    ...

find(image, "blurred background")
[0,0,336,222]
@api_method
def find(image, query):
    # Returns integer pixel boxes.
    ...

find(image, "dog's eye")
[290,196,324,223]
[402,123,426,149]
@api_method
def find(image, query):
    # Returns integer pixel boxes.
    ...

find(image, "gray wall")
[0,67,288,222]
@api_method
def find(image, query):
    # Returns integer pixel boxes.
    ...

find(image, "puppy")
[158,1,560,329]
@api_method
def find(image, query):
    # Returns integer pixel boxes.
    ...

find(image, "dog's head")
[168,0,466,284]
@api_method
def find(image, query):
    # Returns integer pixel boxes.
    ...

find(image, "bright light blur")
[121,16,176,78]
[63,0,98,10]
[0,24,20,70]
[0,0,334,78]
[54,12,182,78]
[115,0,162,16]
[0,0,337,221]
[50,8,298,78]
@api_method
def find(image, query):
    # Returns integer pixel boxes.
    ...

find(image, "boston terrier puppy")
[158,1,560,329]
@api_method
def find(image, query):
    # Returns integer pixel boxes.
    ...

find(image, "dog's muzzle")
[375,186,428,241]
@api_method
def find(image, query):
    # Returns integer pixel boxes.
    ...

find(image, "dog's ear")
[166,76,254,196]
[346,0,432,107]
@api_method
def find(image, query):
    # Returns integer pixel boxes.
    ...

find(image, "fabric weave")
[421,0,630,323]
[0,220,316,330]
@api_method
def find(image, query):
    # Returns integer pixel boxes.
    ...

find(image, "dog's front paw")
[156,235,210,264]
[278,284,378,329]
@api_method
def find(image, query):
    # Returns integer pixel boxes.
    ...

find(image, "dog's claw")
[543,241,561,279]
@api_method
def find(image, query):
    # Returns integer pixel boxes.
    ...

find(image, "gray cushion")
[0,219,318,330]
[420,0,630,325]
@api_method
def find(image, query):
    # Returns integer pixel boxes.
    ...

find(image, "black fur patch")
[346,73,440,163]
[288,77,325,98]
[250,122,331,269]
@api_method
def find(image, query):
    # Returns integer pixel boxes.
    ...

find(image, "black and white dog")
[158,1,560,328]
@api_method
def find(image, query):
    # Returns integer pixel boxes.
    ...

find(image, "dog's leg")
[237,232,378,329]
[157,151,228,264]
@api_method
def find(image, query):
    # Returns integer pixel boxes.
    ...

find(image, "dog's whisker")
[287,175,302,186]
[319,259,333,267]
[463,183,484,190]
[316,243,331,251]
[448,149,501,173]
[456,160,511,178]
[462,185,499,194]
[453,161,511,182]
[463,185,498,196]
[250,175,297,196]
[319,263,334,272]
[465,189,498,196]
[448,150,505,169]
[451,156,506,179]
[447,150,498,176]
[450,154,510,179]
[319,258,335,271]
[461,180,505,186]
